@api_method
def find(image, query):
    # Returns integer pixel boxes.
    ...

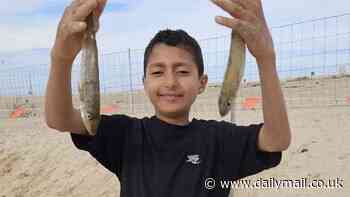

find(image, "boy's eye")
[177,70,190,75]
[151,71,162,75]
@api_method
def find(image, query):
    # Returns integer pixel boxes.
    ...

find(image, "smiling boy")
[45,0,291,196]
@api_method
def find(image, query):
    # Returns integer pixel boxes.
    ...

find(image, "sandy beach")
[0,75,349,197]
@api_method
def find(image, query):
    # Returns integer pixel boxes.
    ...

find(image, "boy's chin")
[156,107,190,118]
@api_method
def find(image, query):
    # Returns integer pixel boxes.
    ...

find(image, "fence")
[0,13,350,119]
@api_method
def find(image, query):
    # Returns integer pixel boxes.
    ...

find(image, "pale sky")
[1,0,350,53]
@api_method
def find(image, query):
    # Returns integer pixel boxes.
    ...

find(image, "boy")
[45,0,291,196]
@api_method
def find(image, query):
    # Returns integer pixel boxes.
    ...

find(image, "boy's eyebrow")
[148,63,165,69]
[148,62,194,69]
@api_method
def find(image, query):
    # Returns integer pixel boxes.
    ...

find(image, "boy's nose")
[164,73,179,88]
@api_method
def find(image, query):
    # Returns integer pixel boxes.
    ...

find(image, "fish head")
[218,95,232,117]
[81,111,101,135]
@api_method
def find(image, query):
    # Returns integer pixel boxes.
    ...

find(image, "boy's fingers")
[211,0,255,22]
[214,16,255,41]
[231,0,256,10]
[212,0,244,18]
[71,0,98,21]
[68,21,87,34]
[95,0,108,18]
[70,0,85,8]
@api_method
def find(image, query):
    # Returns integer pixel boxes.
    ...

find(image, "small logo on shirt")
[186,154,201,165]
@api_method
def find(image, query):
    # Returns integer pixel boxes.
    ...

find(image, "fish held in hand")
[218,30,246,117]
[79,13,101,135]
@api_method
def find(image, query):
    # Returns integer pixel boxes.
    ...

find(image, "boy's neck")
[155,112,190,126]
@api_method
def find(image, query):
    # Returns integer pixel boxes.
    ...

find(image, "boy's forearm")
[45,56,75,131]
[257,57,291,151]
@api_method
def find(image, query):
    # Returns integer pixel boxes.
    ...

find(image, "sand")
[0,75,349,197]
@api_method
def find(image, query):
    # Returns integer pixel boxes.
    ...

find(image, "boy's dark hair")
[143,29,204,77]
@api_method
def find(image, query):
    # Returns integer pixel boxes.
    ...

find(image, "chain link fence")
[1,13,350,119]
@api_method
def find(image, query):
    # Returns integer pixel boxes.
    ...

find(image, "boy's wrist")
[256,51,276,65]
[50,48,74,68]
[257,54,277,73]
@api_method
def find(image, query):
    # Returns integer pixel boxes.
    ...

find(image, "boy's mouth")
[158,93,184,102]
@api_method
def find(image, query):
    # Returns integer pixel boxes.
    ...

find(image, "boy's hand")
[211,0,275,66]
[51,0,107,65]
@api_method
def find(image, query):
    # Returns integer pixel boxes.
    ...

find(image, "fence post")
[323,19,327,75]
[335,16,339,104]
[128,48,134,113]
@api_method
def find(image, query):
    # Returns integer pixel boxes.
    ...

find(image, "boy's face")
[143,43,207,119]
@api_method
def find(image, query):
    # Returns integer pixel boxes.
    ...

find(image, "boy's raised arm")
[45,55,86,134]
[211,0,291,151]
[45,0,107,134]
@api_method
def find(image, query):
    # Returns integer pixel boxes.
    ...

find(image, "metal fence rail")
[1,13,350,119]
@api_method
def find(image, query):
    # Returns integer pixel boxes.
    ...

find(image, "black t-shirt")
[71,114,282,197]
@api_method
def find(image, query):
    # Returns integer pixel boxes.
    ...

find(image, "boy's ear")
[198,74,208,94]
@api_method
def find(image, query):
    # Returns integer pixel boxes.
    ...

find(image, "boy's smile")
[143,43,207,125]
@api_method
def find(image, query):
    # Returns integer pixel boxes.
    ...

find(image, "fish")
[218,30,246,117]
[79,13,101,135]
